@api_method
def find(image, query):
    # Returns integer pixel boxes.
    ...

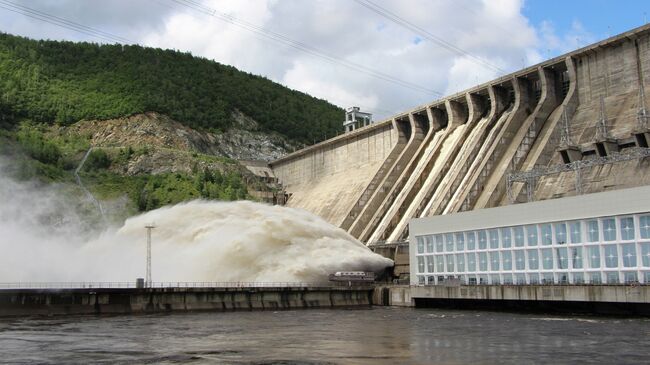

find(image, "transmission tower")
[145,223,156,288]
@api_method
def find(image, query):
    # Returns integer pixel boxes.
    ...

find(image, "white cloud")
[0,0,596,121]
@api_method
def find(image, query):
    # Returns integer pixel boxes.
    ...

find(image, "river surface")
[0,307,649,364]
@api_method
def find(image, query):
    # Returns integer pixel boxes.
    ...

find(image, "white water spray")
[0,162,393,283]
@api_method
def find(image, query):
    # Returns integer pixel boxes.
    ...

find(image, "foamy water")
[113,200,394,282]
[0,165,393,283]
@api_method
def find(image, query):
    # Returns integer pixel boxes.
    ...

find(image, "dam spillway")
[270,23,650,245]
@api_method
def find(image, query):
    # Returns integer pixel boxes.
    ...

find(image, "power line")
[0,0,426,114]
[170,0,444,97]
[0,0,133,44]
[353,0,505,74]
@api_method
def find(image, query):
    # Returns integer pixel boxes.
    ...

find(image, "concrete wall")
[270,121,397,226]
[0,287,374,317]
[411,285,650,304]
[269,24,650,241]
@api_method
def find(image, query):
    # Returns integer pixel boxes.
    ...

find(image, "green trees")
[0,33,343,144]
[131,169,248,211]
[15,124,61,165]
[84,149,111,171]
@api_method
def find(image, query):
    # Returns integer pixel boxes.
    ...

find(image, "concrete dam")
[269,24,650,245]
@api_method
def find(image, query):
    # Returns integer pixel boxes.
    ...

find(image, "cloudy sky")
[1,0,649,120]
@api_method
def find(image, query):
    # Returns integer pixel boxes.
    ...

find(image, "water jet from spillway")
[113,200,394,282]
[0,167,393,283]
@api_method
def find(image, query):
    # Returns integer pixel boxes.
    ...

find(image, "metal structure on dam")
[269,24,650,246]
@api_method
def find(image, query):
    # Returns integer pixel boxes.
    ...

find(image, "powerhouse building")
[409,185,650,286]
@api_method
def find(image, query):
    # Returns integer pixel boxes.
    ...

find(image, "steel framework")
[506,147,650,203]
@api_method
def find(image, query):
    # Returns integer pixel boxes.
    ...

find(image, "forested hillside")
[0,33,343,143]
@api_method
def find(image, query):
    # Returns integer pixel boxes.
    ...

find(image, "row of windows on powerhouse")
[416,271,650,285]
[416,243,650,272]
[415,215,650,253]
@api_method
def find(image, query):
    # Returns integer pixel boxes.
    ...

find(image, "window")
[445,233,454,252]
[604,245,618,268]
[529,273,540,284]
[557,272,569,284]
[541,224,553,245]
[571,247,583,269]
[514,226,525,247]
[446,255,455,272]
[515,250,526,270]
[624,271,638,284]
[503,274,513,285]
[479,252,488,271]
[528,250,539,270]
[542,249,553,270]
[620,217,635,241]
[456,254,465,272]
[622,243,637,267]
[417,256,425,273]
[502,251,512,270]
[642,243,650,267]
[569,221,582,243]
[573,272,585,284]
[467,253,477,272]
[606,272,619,284]
[587,220,599,242]
[427,276,435,285]
[467,231,476,250]
[478,230,488,250]
[426,235,434,253]
[455,233,465,251]
[490,274,500,285]
[417,237,425,254]
[590,272,602,284]
[640,215,650,239]
[588,246,601,268]
[501,228,512,248]
[489,229,499,249]
[526,225,538,246]
[542,273,554,284]
[426,256,434,272]
[418,276,425,284]
[556,247,568,270]
[515,273,526,284]
[435,234,444,252]
[555,223,567,244]
[490,252,500,271]
[603,218,616,241]
[436,255,445,273]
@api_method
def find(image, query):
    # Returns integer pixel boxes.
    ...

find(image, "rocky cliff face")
[64,111,297,162]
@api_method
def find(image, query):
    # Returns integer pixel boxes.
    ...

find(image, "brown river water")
[0,307,649,364]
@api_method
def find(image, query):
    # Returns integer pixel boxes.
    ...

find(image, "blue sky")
[523,0,650,41]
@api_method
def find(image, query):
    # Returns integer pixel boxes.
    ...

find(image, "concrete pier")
[0,286,373,317]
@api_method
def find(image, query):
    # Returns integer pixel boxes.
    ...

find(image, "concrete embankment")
[373,285,650,315]
[0,286,373,317]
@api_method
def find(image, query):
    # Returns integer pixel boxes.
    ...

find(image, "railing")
[0,282,338,290]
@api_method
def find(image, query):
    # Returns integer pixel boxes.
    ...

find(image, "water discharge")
[0,164,393,283]
[115,200,394,282]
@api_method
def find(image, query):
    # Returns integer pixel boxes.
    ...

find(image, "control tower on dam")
[269,23,650,246]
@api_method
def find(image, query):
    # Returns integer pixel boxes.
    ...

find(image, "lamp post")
[145,224,156,288]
